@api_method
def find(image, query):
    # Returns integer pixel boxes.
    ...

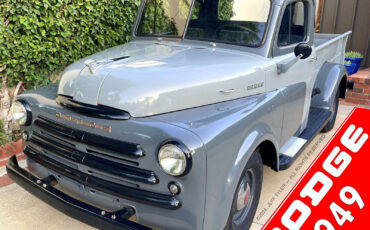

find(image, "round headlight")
[11,101,31,126]
[158,144,188,176]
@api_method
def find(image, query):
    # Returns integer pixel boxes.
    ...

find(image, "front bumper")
[6,155,152,230]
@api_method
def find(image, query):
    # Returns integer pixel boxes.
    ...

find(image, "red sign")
[263,108,369,230]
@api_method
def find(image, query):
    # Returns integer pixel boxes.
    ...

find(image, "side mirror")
[277,43,313,74]
[294,43,312,59]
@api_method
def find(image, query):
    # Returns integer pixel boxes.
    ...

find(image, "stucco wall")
[232,0,270,22]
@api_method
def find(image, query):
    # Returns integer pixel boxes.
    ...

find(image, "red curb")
[0,174,13,188]
[0,153,26,167]
[346,68,370,106]
[0,161,28,188]
[0,139,23,159]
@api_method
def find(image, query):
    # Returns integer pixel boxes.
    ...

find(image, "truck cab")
[7,0,350,229]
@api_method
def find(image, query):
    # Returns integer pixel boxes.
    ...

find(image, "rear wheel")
[322,89,339,133]
[225,150,263,230]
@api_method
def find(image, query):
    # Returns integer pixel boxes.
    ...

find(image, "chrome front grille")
[34,116,144,159]
[25,116,181,209]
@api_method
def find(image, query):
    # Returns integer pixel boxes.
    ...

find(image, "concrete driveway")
[0,105,357,230]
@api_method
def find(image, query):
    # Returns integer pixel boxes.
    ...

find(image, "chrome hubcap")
[236,180,251,211]
[233,170,255,225]
[236,182,251,211]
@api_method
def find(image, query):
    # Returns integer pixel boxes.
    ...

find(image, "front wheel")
[225,150,263,230]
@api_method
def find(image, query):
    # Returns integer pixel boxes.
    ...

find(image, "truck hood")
[58,40,267,117]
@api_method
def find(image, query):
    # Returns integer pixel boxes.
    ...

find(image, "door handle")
[219,89,235,94]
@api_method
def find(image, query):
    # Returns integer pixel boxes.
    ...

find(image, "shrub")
[0,0,141,88]
[0,120,9,146]
[345,51,363,59]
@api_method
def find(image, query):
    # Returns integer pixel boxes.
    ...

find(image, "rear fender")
[311,62,347,109]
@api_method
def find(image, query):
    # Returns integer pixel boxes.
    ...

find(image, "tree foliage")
[137,0,178,35]
[0,120,9,146]
[0,0,141,88]
[218,0,234,20]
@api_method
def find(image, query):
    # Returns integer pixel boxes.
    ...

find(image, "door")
[267,0,316,145]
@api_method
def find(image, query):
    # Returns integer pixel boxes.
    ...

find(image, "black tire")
[322,89,339,133]
[225,150,263,230]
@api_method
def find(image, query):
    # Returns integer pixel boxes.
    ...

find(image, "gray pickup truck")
[7,0,352,229]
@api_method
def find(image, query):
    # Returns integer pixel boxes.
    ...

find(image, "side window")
[278,1,307,46]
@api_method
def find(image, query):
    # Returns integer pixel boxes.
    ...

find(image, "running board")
[279,107,332,170]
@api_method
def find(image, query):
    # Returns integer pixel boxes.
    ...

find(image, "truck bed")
[314,31,352,65]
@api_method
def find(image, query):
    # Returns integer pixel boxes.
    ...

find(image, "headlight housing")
[11,100,32,126]
[158,142,192,177]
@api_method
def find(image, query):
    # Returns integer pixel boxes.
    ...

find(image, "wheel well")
[339,75,347,99]
[257,140,278,171]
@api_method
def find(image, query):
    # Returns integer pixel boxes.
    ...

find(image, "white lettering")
[341,125,368,153]
[314,219,335,230]
[323,147,351,177]
[281,200,311,230]
[300,172,333,206]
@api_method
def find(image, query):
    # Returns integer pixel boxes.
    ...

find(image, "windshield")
[136,0,271,47]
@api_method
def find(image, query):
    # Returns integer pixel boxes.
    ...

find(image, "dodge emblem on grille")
[56,112,111,133]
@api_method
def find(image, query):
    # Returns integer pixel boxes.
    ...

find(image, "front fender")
[203,126,279,230]
[311,62,347,109]
[154,91,283,230]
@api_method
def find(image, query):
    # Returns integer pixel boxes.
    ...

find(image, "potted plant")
[344,60,357,75]
[345,51,363,74]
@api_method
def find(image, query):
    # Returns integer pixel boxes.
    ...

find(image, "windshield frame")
[133,0,273,48]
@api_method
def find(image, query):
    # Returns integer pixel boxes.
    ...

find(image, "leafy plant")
[137,0,179,35]
[344,61,351,65]
[345,51,363,59]
[0,0,141,89]
[0,120,9,146]
[218,0,234,20]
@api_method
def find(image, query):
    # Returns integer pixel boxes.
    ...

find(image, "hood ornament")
[84,56,130,74]
[84,59,98,74]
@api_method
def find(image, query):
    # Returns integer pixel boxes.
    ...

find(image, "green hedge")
[0,0,141,88]
[0,120,9,146]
